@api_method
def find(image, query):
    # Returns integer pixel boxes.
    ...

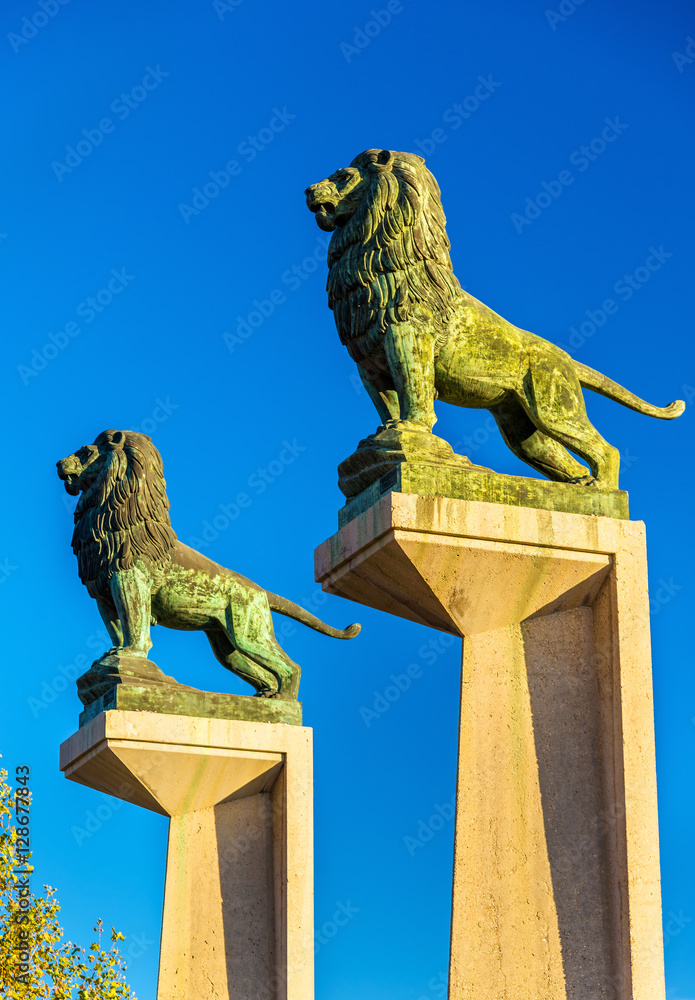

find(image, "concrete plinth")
[60,711,313,1000]
[315,492,664,1000]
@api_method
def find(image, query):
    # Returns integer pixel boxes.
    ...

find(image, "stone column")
[315,491,665,1000]
[60,711,313,1000]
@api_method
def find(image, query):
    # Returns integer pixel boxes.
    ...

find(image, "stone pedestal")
[60,711,313,1000]
[316,491,665,1000]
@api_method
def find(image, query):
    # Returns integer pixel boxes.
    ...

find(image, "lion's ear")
[370,149,393,174]
[109,430,126,450]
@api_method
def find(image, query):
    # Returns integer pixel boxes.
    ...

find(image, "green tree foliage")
[0,764,137,999]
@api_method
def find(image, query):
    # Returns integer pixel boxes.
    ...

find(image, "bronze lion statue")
[57,430,359,703]
[306,148,684,489]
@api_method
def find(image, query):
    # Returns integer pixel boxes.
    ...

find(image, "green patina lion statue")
[306,148,684,489]
[57,430,359,704]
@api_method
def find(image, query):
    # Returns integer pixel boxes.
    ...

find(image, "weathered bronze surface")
[306,149,684,493]
[57,430,359,708]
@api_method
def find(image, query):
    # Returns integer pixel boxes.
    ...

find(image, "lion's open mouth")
[309,200,335,215]
[60,474,80,496]
[309,200,337,232]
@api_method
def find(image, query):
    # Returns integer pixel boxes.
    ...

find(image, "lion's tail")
[266,592,361,640]
[575,361,685,419]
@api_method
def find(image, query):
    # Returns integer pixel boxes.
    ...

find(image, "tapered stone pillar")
[316,491,665,1000]
[60,711,313,1000]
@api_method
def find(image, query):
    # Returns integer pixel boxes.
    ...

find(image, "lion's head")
[57,429,177,598]
[305,149,462,348]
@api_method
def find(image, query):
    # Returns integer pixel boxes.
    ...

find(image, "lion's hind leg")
[521,362,620,488]
[222,582,301,701]
[491,400,591,483]
[206,629,279,698]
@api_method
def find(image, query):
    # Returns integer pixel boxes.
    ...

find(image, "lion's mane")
[326,149,462,361]
[72,430,177,599]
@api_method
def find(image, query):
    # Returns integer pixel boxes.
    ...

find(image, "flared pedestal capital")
[316,491,646,636]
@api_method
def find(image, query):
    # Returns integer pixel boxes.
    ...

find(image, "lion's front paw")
[384,419,433,434]
[569,475,600,488]
[105,646,151,658]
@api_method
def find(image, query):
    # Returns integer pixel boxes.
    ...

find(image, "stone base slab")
[79,679,303,728]
[338,460,628,528]
[60,711,313,1000]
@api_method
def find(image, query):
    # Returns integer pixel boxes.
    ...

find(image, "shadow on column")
[215,791,277,1000]
[523,606,616,999]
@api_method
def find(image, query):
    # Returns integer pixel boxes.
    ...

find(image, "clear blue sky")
[2,0,694,996]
